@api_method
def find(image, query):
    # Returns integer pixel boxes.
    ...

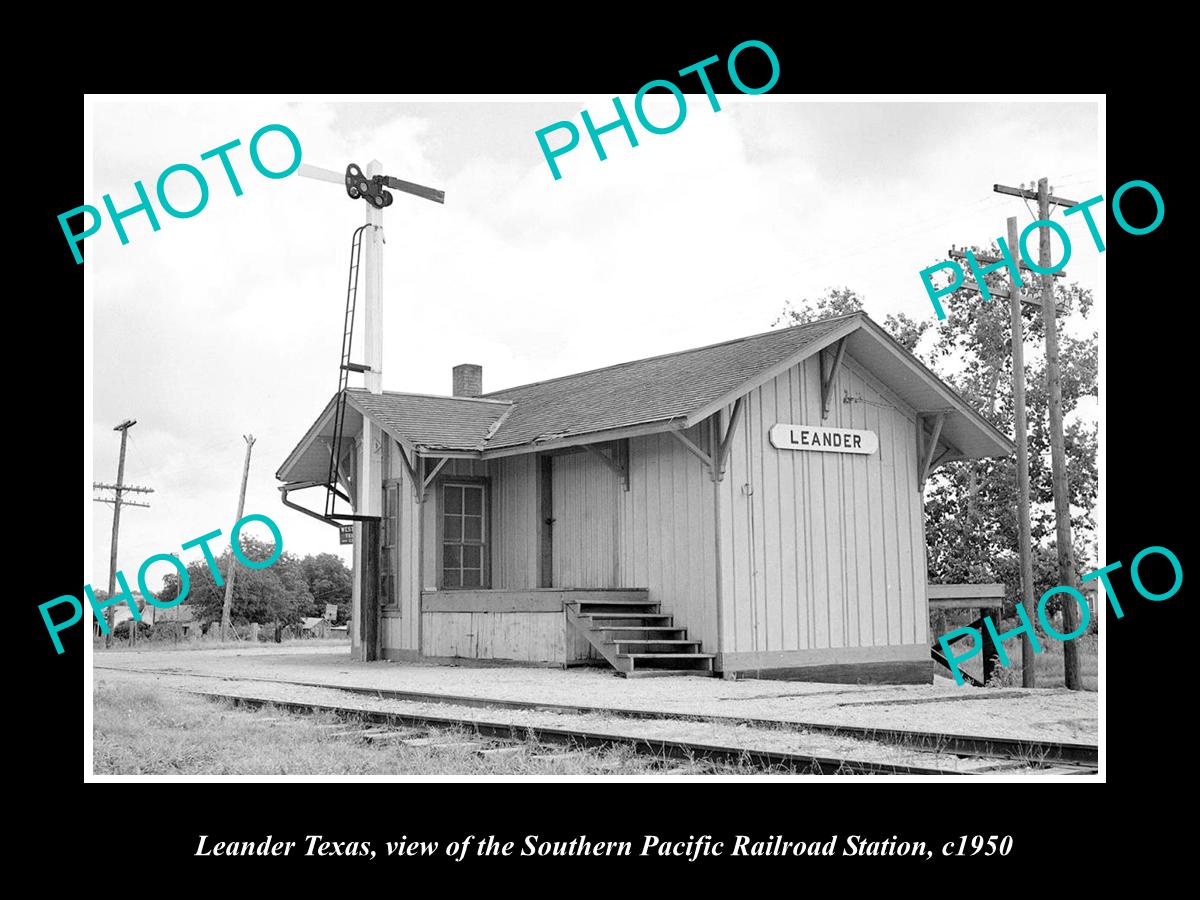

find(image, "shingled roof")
[274,389,510,483]
[277,312,1013,482]
[347,389,510,451]
[479,314,849,448]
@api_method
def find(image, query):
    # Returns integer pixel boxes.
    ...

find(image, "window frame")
[381,478,402,609]
[435,475,492,590]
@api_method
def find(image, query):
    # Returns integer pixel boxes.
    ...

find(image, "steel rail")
[95,664,1098,768]
[186,690,972,776]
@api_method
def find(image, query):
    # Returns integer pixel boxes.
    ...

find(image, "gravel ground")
[92,645,1098,744]
[94,668,1042,774]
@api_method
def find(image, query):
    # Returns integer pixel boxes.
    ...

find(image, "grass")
[92,680,792,775]
[955,633,1097,691]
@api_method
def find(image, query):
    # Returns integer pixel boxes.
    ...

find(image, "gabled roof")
[276,312,1013,483]
[479,314,851,448]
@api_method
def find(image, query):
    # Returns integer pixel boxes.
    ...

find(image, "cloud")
[88,97,1100,588]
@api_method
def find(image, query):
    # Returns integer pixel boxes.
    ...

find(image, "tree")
[881,311,931,355]
[774,286,865,325]
[158,537,312,627]
[774,285,931,354]
[300,553,352,623]
[919,247,1097,613]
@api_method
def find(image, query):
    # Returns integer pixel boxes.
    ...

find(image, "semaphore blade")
[297,163,346,186]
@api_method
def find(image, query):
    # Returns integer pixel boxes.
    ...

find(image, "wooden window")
[381,480,400,607]
[441,481,488,588]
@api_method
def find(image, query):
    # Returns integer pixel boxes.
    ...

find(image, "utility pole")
[221,435,256,642]
[994,177,1083,690]
[93,420,153,648]
[1007,216,1036,688]
[949,239,1050,687]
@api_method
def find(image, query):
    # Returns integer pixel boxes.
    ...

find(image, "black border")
[29,25,1181,881]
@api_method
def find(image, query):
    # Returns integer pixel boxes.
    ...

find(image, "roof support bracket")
[396,442,423,502]
[672,429,714,470]
[686,398,739,482]
[820,338,847,419]
[918,412,945,492]
[715,397,744,480]
[584,441,630,491]
[423,457,449,492]
[687,397,745,483]
[321,438,355,497]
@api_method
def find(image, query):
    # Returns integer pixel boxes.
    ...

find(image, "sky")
[87,97,1101,592]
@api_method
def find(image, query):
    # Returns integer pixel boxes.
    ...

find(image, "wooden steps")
[600,627,688,640]
[565,591,714,678]
[608,640,703,654]
[584,613,674,625]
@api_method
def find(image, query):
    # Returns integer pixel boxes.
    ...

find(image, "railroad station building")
[276,312,1013,683]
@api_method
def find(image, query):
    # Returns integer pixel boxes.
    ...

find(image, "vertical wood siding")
[719,354,927,654]
[617,428,719,651]
[385,452,542,654]
[381,440,423,652]
[489,454,538,590]
[350,437,364,655]
[420,611,566,663]
[378,346,928,661]
[381,613,404,649]
[378,447,487,652]
[552,450,620,588]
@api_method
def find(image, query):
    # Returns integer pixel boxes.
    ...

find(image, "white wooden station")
[275,160,1013,683]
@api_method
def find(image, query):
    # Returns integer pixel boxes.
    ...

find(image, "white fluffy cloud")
[88,97,1100,589]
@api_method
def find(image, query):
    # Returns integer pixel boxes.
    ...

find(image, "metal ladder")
[326,223,370,518]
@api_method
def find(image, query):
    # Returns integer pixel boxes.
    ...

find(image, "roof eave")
[855,316,1015,457]
[414,447,485,458]
[275,392,341,482]
[479,417,689,459]
[683,314,866,428]
[680,313,1015,461]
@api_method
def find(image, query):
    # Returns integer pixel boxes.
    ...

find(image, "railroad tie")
[399,737,486,751]
[477,746,524,759]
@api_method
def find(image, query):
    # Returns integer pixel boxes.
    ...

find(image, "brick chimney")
[453,364,483,398]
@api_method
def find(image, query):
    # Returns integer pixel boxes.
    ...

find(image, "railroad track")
[95,664,1098,769]
[187,690,981,775]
